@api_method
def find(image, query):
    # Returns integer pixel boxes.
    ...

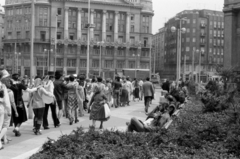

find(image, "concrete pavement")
[0,91,160,159]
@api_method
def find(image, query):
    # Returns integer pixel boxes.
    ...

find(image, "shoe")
[75,119,79,123]
[0,146,4,150]
[15,131,21,137]
[34,130,42,135]
[55,124,61,128]
[70,120,74,125]
[44,127,50,130]
[13,129,16,133]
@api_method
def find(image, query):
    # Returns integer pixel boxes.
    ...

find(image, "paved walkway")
[0,91,160,159]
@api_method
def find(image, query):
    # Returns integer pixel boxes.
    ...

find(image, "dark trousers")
[144,96,152,107]
[127,117,145,132]
[43,103,60,127]
[33,108,45,130]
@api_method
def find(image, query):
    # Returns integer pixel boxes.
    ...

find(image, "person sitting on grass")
[126,104,175,132]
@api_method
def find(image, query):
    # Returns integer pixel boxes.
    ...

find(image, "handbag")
[104,103,111,118]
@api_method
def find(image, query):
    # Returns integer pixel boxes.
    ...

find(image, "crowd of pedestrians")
[0,69,156,150]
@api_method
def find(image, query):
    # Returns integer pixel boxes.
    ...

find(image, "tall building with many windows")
[152,27,166,75]
[224,0,240,70]
[3,0,153,78]
[163,9,224,81]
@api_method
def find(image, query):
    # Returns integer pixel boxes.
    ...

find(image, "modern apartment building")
[224,0,240,70]
[152,27,165,75]
[163,9,224,80]
[3,0,154,78]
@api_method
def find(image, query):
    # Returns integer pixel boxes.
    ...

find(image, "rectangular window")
[130,36,135,44]
[118,36,123,43]
[92,59,99,68]
[26,31,30,39]
[94,34,100,42]
[80,59,87,68]
[131,14,134,21]
[17,31,21,39]
[57,32,61,39]
[56,58,63,66]
[7,32,12,39]
[40,31,46,41]
[93,48,99,55]
[57,20,61,27]
[117,49,124,56]
[105,60,113,68]
[129,61,135,68]
[69,34,74,40]
[67,59,76,67]
[192,38,196,42]
[39,7,48,26]
[117,60,125,69]
[186,47,190,52]
[130,25,134,32]
[106,35,112,42]
[57,8,62,15]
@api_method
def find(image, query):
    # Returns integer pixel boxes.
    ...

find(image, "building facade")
[3,0,153,78]
[0,6,4,68]
[224,0,240,70]
[163,9,224,80]
[152,27,165,75]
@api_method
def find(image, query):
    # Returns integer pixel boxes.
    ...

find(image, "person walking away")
[10,73,39,137]
[42,75,60,129]
[125,77,133,105]
[0,70,11,150]
[132,78,140,102]
[104,79,112,106]
[77,79,85,118]
[63,77,69,118]
[53,71,69,122]
[120,78,129,107]
[112,76,122,108]
[66,75,80,125]
[89,85,109,129]
[29,77,55,135]
[142,77,155,113]
[139,79,143,101]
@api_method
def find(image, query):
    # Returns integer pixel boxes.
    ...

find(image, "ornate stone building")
[0,6,4,68]
[224,0,240,70]
[3,0,154,78]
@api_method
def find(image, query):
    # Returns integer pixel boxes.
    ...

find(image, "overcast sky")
[0,0,224,33]
[152,0,224,34]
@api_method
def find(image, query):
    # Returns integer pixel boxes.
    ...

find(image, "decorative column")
[137,47,141,69]
[102,10,107,41]
[114,46,118,70]
[90,9,95,40]
[64,7,69,39]
[126,12,130,43]
[125,47,129,68]
[114,11,119,42]
[63,44,68,75]
[77,8,82,40]
[76,45,81,74]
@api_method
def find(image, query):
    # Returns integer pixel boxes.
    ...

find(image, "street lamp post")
[97,41,104,77]
[15,52,21,74]
[133,53,140,78]
[171,17,187,81]
[44,49,53,76]
[199,49,204,83]
[192,49,199,82]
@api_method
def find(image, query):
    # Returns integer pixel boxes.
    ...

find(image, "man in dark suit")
[142,77,155,113]
[53,71,69,122]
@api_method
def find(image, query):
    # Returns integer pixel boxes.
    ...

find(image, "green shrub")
[30,100,240,159]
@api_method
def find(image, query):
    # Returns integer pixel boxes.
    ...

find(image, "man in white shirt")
[139,79,144,101]
[126,77,133,105]
[0,70,11,149]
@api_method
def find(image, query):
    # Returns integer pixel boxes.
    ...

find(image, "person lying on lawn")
[126,105,175,132]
